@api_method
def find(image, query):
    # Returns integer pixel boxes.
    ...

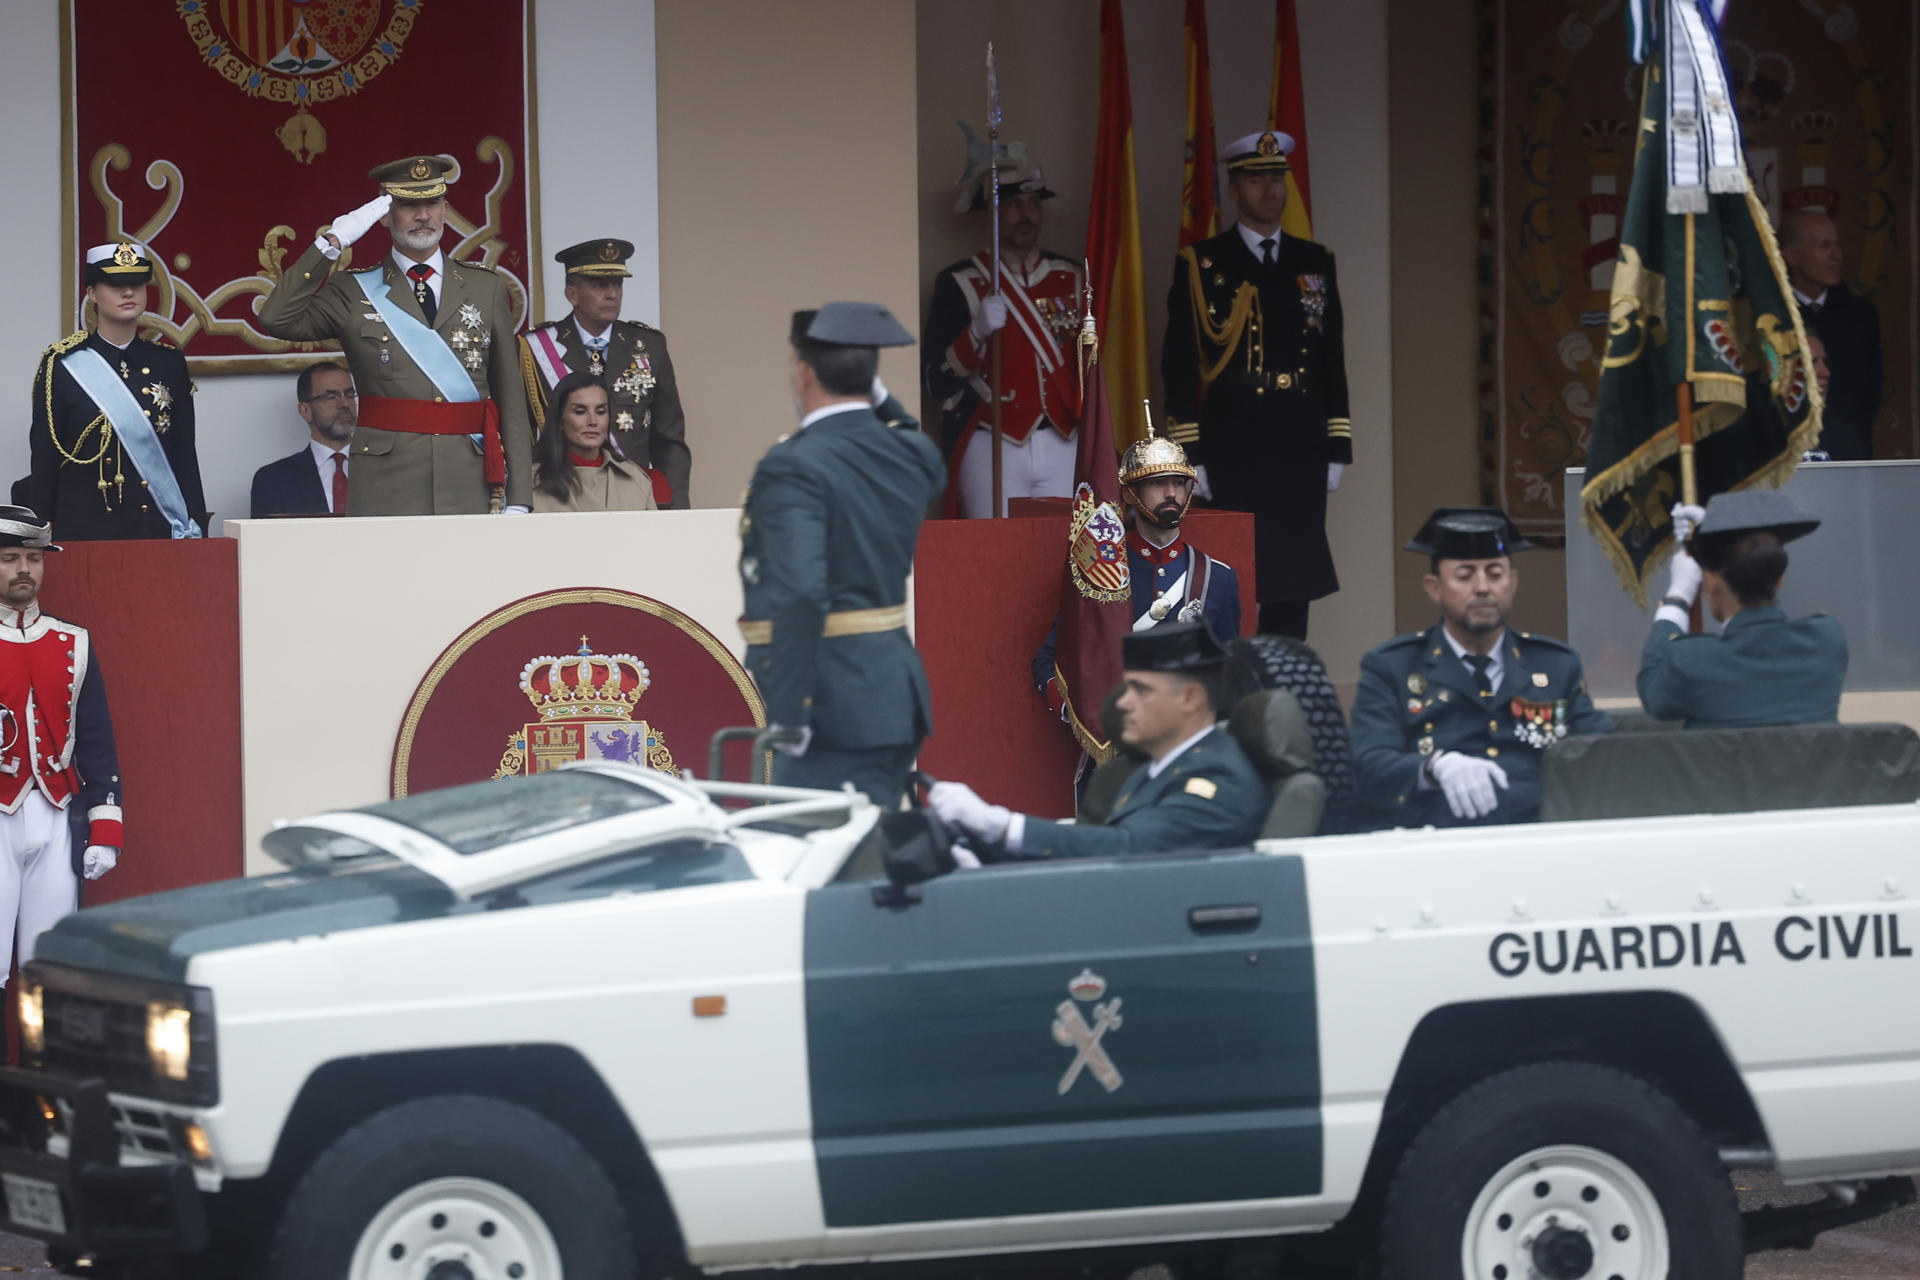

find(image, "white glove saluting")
[969,295,1009,344]
[325,194,393,250]
[1428,752,1509,821]
[83,846,118,881]
[927,781,1012,844]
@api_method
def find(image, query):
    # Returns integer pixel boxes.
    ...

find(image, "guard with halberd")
[519,237,691,508]
[26,242,208,541]
[738,303,946,809]
[0,506,123,981]
[1349,508,1613,829]
[258,154,534,515]
[1162,129,1351,639]
[923,138,1085,516]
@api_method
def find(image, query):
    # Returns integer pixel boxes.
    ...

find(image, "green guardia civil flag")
[1580,0,1821,605]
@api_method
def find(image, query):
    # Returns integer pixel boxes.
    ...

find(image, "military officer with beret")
[26,242,208,541]
[932,622,1268,859]
[738,303,945,809]
[1351,509,1613,828]
[1638,493,1847,728]
[258,155,534,515]
[520,238,691,508]
[1163,130,1351,640]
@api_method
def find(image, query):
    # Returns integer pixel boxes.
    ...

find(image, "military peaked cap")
[370,154,454,200]
[1221,130,1296,175]
[791,303,915,348]
[1405,507,1532,560]
[1123,620,1228,673]
[556,238,635,279]
[84,242,153,287]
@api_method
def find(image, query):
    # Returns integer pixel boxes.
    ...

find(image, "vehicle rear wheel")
[1379,1061,1739,1280]
[267,1094,637,1280]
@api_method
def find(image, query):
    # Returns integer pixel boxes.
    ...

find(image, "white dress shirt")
[798,400,869,431]
[309,438,350,481]
[1442,625,1506,693]
[1236,221,1282,263]
[574,318,614,349]
[390,248,445,305]
[1792,286,1829,309]
[1147,723,1219,779]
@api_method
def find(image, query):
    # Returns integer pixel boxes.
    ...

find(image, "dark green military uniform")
[1352,624,1614,828]
[739,305,945,808]
[1638,609,1846,727]
[1010,727,1268,859]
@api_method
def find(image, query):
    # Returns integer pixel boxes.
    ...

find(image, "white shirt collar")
[1236,221,1282,260]
[0,602,42,632]
[1441,624,1506,692]
[391,248,446,300]
[1147,723,1219,779]
[92,331,134,350]
[1792,286,1829,308]
[798,400,869,431]
[309,438,349,475]
[573,316,614,347]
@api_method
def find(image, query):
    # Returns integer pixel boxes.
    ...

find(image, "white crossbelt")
[1133,571,1189,632]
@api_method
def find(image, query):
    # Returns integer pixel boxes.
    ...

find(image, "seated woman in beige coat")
[531,372,659,513]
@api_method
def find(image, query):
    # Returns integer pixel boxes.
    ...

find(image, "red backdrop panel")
[913,511,1255,819]
[36,540,244,902]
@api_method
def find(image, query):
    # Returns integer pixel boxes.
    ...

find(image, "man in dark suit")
[1781,210,1882,461]
[1163,130,1351,640]
[737,303,946,809]
[250,362,358,518]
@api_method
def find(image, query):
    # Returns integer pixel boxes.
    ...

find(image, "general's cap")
[370,154,454,200]
[0,506,61,552]
[555,238,635,280]
[1405,507,1532,560]
[84,242,152,287]
[1122,620,1228,673]
[1221,130,1296,175]
[790,303,915,349]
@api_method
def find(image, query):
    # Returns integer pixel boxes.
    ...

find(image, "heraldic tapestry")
[1482,0,1915,540]
[66,0,538,373]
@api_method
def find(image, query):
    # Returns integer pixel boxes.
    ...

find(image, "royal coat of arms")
[491,637,677,778]
[1067,482,1129,603]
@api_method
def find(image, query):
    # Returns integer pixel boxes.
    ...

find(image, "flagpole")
[1676,377,1702,632]
[987,43,1006,518]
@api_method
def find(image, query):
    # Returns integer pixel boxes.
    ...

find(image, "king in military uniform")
[26,243,207,541]
[258,155,534,515]
[519,238,691,508]
[738,303,945,809]
[1350,509,1613,828]
[1163,130,1351,639]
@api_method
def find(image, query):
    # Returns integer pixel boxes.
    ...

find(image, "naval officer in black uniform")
[26,243,207,541]
[1162,130,1351,640]
[1350,509,1613,828]
[737,303,946,808]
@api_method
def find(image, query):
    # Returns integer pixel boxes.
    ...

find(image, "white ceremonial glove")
[1428,752,1510,821]
[1669,502,1707,544]
[83,846,118,881]
[870,376,891,409]
[325,194,392,250]
[970,295,1009,343]
[950,846,983,871]
[1327,461,1347,493]
[499,505,531,516]
[770,725,812,758]
[1193,464,1213,502]
[1666,546,1703,607]
[927,781,1012,844]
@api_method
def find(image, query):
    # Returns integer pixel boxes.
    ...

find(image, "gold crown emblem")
[112,242,140,267]
[409,157,432,179]
[518,636,651,722]
[1256,132,1281,157]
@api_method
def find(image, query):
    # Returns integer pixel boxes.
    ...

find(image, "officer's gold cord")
[1177,247,1261,391]
[40,333,124,508]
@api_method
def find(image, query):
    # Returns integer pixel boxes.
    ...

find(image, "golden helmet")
[1118,435,1196,489]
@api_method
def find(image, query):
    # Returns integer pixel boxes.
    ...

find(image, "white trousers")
[0,791,78,978]
[957,425,1078,518]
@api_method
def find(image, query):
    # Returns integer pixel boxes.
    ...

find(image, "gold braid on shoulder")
[41,331,125,506]
[1177,246,1262,394]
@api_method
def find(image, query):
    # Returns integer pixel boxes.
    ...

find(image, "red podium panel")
[912,512,1255,819]
[36,540,244,902]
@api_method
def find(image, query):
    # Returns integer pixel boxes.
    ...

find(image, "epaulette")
[148,337,177,350]
[452,258,496,273]
[1376,630,1430,651]
[1515,630,1575,652]
[620,318,660,334]
[43,331,88,360]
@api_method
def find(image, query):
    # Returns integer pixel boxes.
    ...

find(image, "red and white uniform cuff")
[87,805,123,849]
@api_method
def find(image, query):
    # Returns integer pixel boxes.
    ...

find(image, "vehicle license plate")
[2,1173,65,1235]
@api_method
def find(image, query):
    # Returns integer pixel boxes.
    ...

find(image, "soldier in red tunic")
[0,505,122,981]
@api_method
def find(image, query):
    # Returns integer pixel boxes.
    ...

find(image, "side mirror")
[870,810,956,907]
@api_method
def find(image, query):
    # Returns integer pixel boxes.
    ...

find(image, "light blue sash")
[350,269,481,404]
[60,348,202,538]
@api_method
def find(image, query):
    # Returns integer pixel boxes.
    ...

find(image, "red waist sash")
[359,395,505,487]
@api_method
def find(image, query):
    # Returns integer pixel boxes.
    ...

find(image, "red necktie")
[330,452,349,515]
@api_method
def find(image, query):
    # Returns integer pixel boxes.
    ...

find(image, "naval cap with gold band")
[369,154,454,200]
[1221,130,1297,176]
[555,238,636,280]
[83,242,153,287]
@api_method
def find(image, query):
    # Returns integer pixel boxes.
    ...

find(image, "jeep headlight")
[16,979,43,1059]
[146,1001,194,1082]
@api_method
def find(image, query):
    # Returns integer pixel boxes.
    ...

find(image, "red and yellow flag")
[1085,0,1150,451]
[1179,0,1220,248]
[1268,0,1315,240]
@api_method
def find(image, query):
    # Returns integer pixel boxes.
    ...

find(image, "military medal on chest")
[140,381,174,433]
[1297,274,1328,332]
[450,302,491,372]
[614,352,656,400]
[1510,696,1569,750]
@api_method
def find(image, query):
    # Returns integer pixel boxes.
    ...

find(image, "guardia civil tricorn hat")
[1404,508,1532,561]
[791,303,915,348]
[1122,621,1228,673]
[370,155,454,200]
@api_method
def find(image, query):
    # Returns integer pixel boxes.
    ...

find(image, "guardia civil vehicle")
[1,719,1917,1280]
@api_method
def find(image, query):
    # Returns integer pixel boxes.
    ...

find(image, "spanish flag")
[1268,0,1315,240]
[1085,0,1150,451]
[1179,0,1220,249]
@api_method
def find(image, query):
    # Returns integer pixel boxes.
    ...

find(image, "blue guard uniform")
[737,305,946,809]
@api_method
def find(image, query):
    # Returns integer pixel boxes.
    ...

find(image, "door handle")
[1188,904,1261,931]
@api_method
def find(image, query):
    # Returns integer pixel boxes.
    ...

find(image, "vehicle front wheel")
[1379,1061,1740,1280]
[268,1094,637,1280]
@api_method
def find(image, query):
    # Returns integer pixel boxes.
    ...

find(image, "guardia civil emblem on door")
[1052,968,1124,1095]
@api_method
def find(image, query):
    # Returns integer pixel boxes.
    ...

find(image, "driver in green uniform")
[928,622,1267,859]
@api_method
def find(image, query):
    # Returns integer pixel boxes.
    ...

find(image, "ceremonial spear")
[987,43,1005,518]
